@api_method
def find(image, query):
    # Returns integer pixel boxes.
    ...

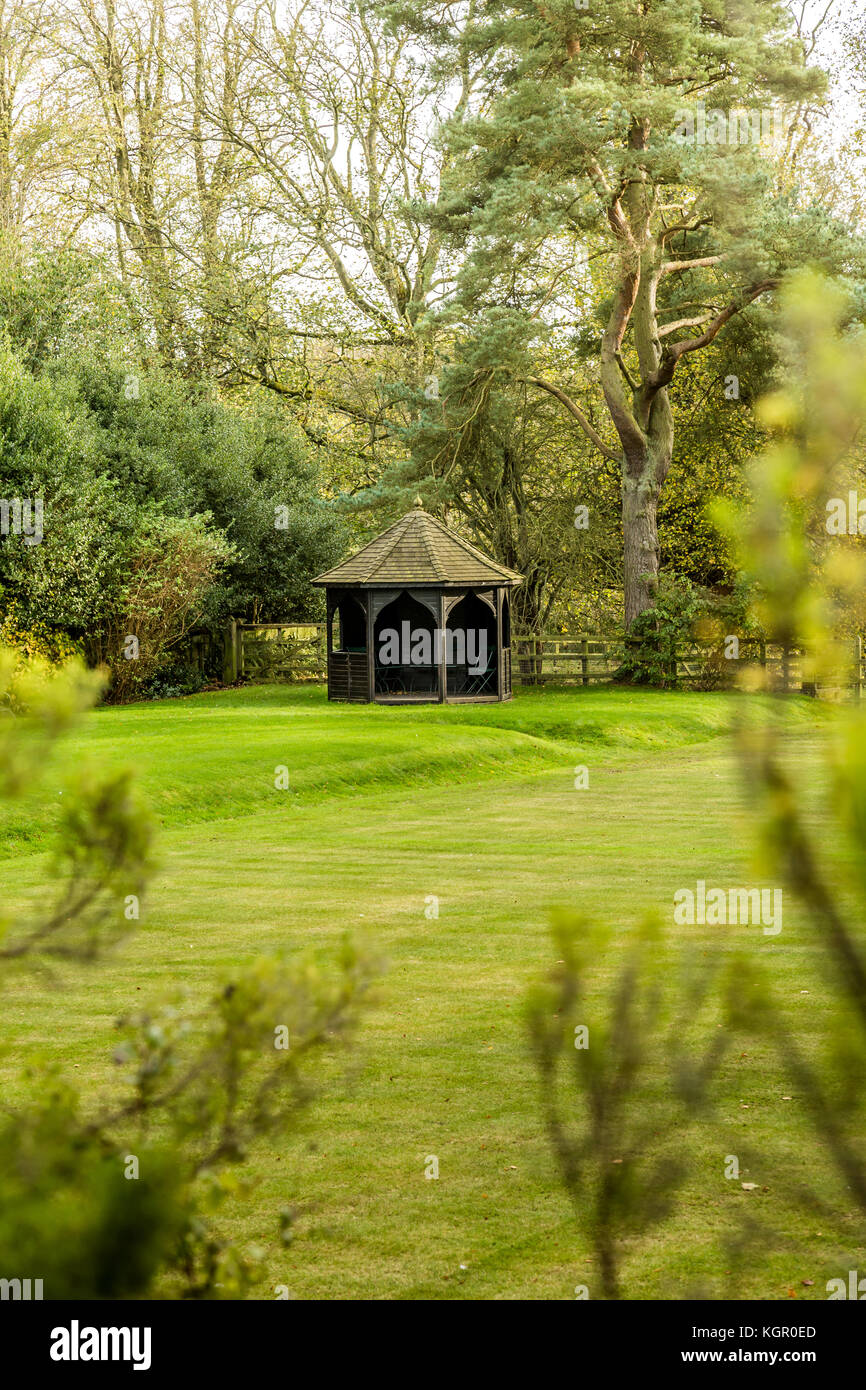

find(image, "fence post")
[223,619,239,684]
[581,638,589,687]
[855,635,863,705]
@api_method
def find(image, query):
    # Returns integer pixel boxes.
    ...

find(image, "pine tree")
[384,0,859,628]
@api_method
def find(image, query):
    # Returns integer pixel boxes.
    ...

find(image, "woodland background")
[0,0,864,697]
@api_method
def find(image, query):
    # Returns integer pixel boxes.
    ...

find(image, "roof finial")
[413,494,424,509]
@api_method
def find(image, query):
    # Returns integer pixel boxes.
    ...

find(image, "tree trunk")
[622,466,660,629]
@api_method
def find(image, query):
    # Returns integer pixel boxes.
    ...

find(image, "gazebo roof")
[313,501,523,588]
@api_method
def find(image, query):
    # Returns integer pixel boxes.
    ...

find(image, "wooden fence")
[513,633,864,699]
[221,621,326,683]
[202,622,865,700]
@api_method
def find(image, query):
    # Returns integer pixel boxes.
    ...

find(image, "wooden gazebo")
[313,501,523,703]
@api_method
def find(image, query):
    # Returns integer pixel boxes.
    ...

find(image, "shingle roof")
[313,503,523,588]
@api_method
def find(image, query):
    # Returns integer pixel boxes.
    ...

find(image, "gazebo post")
[496,587,503,699]
[326,601,334,702]
[438,588,446,703]
[366,587,375,703]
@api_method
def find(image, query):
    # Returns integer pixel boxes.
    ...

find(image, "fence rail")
[188,622,864,701]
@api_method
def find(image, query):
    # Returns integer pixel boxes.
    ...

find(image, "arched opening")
[331,595,366,653]
[446,592,497,697]
[374,590,438,698]
[502,593,511,647]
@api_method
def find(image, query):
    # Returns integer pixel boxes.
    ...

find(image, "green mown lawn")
[2,683,861,1300]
